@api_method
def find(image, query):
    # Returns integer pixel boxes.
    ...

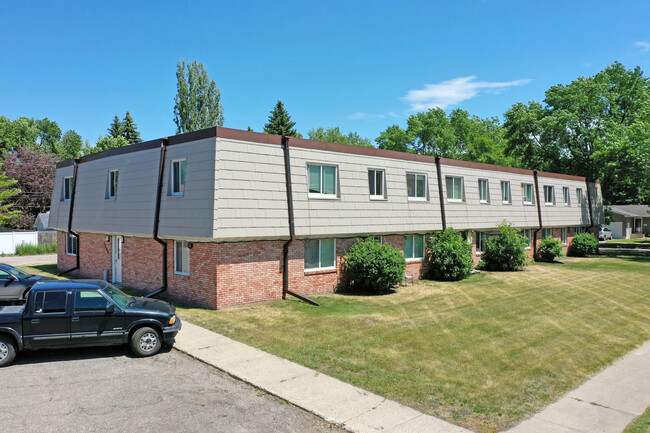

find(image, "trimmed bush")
[343,237,406,293]
[426,228,473,281]
[537,236,563,262]
[15,243,57,256]
[481,222,529,271]
[568,233,599,257]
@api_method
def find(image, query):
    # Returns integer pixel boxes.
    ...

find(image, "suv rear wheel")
[130,327,162,357]
[0,335,17,367]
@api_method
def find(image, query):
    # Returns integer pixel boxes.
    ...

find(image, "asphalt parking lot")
[0,345,344,433]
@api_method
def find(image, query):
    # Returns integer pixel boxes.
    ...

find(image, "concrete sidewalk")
[174,321,471,433]
[174,321,649,433]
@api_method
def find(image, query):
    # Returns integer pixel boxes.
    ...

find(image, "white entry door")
[112,236,123,284]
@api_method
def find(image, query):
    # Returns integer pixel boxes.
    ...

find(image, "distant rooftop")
[609,205,650,218]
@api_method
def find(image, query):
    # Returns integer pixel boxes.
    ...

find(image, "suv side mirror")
[105,304,115,314]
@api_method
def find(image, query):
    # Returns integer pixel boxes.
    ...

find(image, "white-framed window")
[107,170,118,199]
[544,185,554,205]
[66,232,78,256]
[446,176,463,202]
[406,173,427,200]
[174,240,190,275]
[501,181,510,204]
[577,188,583,205]
[372,236,383,244]
[478,179,489,203]
[63,176,73,201]
[476,231,487,253]
[304,239,336,270]
[308,164,337,198]
[171,159,187,196]
[522,229,531,249]
[575,226,582,235]
[522,183,534,204]
[563,187,570,206]
[561,228,567,245]
[368,169,385,199]
[543,228,552,239]
[404,235,425,260]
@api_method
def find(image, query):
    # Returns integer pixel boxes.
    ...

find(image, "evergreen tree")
[121,110,141,144]
[108,115,123,138]
[263,101,300,137]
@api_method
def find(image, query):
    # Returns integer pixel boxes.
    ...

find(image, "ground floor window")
[476,231,487,253]
[404,235,424,259]
[522,229,531,249]
[575,226,582,235]
[542,228,552,239]
[304,239,336,270]
[561,228,567,245]
[174,240,190,275]
[66,233,78,256]
[372,236,383,244]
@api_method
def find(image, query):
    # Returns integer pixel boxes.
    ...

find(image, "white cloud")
[347,112,386,120]
[402,76,531,110]
[635,41,650,52]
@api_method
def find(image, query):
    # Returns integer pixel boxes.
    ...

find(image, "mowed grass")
[177,255,650,432]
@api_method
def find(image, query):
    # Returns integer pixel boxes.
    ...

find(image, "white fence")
[0,231,39,255]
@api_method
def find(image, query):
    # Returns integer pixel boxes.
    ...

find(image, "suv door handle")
[72,317,80,322]
[31,319,40,324]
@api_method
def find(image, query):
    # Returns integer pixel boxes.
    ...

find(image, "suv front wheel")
[130,327,162,357]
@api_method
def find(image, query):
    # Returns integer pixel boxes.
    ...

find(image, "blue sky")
[2,0,649,145]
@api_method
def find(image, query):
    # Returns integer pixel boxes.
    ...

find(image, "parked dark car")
[0,279,181,367]
[0,264,57,304]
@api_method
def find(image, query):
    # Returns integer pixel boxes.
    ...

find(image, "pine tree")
[121,111,141,144]
[108,115,123,138]
[263,101,300,137]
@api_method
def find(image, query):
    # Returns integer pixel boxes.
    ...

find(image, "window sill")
[502,201,511,205]
[369,196,387,201]
[106,197,116,201]
[545,203,554,206]
[523,202,534,206]
[169,194,185,198]
[66,253,77,256]
[407,197,427,202]
[62,199,71,202]
[308,194,338,200]
[174,272,190,277]
[405,257,424,262]
[304,267,337,276]
[447,199,464,203]
[479,201,489,204]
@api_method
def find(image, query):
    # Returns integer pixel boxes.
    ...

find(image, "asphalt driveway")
[0,345,344,433]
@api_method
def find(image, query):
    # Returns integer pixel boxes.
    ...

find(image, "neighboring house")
[33,211,51,231]
[609,205,650,238]
[49,127,604,309]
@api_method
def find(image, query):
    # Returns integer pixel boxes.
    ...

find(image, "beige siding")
[158,138,217,240]
[213,138,290,241]
[440,164,539,230]
[49,165,75,230]
[290,147,443,238]
[537,176,587,227]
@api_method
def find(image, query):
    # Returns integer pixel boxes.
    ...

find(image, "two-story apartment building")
[49,127,603,309]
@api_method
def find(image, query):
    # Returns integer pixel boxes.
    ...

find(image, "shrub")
[481,222,529,271]
[568,233,599,257]
[343,237,406,293]
[15,242,57,256]
[425,228,473,281]
[537,236,563,262]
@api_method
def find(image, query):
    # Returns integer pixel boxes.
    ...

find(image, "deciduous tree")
[173,59,224,133]
[308,127,372,147]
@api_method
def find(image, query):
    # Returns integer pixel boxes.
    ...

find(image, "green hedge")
[568,233,599,256]
[481,222,529,271]
[15,243,58,256]
[426,228,473,281]
[343,237,406,293]
[537,236,564,262]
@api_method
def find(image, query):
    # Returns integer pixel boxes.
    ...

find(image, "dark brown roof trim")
[54,125,587,182]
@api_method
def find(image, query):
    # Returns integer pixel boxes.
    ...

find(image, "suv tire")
[0,335,17,367]
[130,327,162,357]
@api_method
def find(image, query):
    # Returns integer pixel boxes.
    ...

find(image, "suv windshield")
[103,284,132,308]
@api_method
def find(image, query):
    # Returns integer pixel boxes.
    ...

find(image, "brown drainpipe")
[585,179,595,233]
[435,157,447,230]
[281,136,319,306]
[145,139,169,298]
[59,158,81,276]
[532,170,543,258]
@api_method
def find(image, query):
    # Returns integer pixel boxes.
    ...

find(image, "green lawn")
[177,255,650,433]
[624,407,650,433]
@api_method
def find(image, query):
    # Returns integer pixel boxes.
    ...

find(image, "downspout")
[585,179,595,233]
[532,171,543,259]
[281,136,319,306]
[144,139,169,298]
[58,158,81,276]
[435,157,447,230]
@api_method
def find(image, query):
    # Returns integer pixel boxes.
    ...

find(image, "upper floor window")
[308,164,337,198]
[107,170,118,199]
[478,179,489,203]
[368,169,385,199]
[522,183,534,204]
[63,176,73,201]
[476,231,487,253]
[544,185,554,205]
[174,240,190,275]
[171,159,186,196]
[404,234,425,260]
[304,239,336,270]
[522,229,531,249]
[563,187,570,206]
[446,176,463,202]
[577,188,583,205]
[66,233,78,256]
[501,181,510,203]
[406,173,426,200]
